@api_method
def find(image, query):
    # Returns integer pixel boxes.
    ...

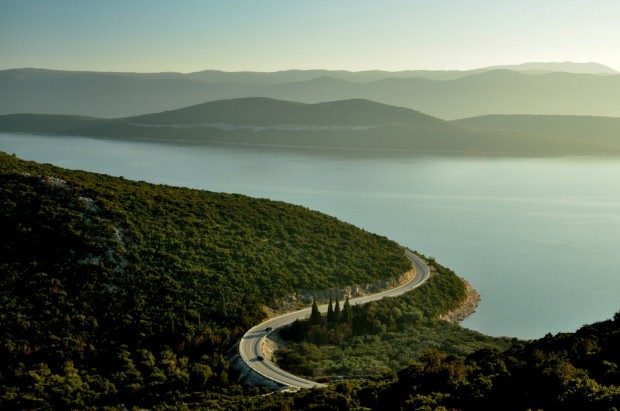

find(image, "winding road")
[238,249,431,390]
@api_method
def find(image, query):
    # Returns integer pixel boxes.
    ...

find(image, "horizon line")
[0,61,618,75]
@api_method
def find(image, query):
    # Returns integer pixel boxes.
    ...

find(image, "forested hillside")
[0,151,410,408]
[276,260,513,380]
[211,312,620,410]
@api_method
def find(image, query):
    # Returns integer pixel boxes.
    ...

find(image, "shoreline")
[439,277,480,323]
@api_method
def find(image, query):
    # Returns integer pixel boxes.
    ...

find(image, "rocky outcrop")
[439,278,480,323]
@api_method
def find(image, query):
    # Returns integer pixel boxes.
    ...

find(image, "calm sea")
[2,132,619,339]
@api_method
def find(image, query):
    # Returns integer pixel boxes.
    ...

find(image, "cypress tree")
[310,298,322,324]
[327,298,335,323]
[334,297,341,322]
[341,296,352,325]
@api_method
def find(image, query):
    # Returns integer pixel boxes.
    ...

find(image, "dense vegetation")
[189,312,620,410]
[0,151,410,408]
[276,260,513,379]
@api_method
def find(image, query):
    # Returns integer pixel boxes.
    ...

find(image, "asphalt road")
[238,249,431,390]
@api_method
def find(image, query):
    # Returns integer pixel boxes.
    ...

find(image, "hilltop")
[128,97,444,127]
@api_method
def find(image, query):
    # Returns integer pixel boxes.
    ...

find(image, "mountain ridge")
[484,61,617,74]
[2,64,619,119]
[6,60,616,80]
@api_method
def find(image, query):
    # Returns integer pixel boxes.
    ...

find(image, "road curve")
[238,249,431,390]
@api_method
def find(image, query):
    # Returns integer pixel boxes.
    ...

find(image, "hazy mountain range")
[2,62,619,119]
[2,97,620,156]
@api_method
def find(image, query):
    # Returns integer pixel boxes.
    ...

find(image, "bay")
[2,132,620,339]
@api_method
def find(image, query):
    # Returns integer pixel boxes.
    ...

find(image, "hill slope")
[225,311,620,410]
[0,151,411,408]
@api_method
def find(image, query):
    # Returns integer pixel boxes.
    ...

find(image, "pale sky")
[1,0,619,73]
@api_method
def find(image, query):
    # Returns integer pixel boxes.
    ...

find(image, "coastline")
[439,277,480,323]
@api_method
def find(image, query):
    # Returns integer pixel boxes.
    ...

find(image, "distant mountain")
[0,68,266,117]
[159,62,620,83]
[2,97,620,156]
[128,97,445,127]
[2,64,620,119]
[484,61,618,75]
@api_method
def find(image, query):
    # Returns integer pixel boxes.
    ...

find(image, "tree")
[327,298,335,323]
[310,298,322,325]
[334,297,341,322]
[340,296,352,325]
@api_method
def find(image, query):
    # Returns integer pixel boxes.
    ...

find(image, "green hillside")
[218,312,620,410]
[0,151,412,408]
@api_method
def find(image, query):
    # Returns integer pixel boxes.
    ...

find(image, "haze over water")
[2,132,620,339]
